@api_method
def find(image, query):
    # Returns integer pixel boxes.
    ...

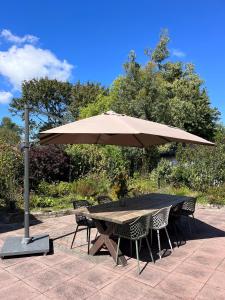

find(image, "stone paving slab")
[0,206,225,299]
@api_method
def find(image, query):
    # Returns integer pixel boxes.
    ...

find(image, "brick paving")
[0,206,225,299]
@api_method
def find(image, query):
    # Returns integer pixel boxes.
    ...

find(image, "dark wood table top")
[73,193,195,224]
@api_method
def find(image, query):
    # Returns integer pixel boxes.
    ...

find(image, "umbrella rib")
[133,134,145,147]
[160,136,172,143]
[95,134,101,144]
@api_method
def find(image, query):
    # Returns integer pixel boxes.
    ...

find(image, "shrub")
[173,142,225,191]
[30,195,56,208]
[150,159,173,187]
[72,173,110,198]
[66,144,128,179]
[56,181,72,196]
[30,145,71,189]
[204,184,225,205]
[37,181,72,197]
[111,172,129,199]
[0,140,23,207]
[128,173,156,196]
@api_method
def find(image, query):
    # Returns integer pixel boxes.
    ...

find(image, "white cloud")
[0,29,39,44]
[0,44,73,90]
[172,48,186,58]
[0,91,13,104]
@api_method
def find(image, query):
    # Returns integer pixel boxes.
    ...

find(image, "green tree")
[109,32,219,140]
[10,78,73,132]
[0,117,21,145]
[79,94,113,118]
[151,29,170,65]
[69,81,108,119]
[161,63,219,139]
[0,117,21,134]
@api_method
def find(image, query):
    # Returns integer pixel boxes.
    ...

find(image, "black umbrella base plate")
[0,235,50,258]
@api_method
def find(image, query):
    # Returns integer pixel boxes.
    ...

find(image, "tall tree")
[0,117,21,134]
[151,29,170,65]
[0,117,21,144]
[109,32,219,140]
[69,81,108,119]
[10,78,73,132]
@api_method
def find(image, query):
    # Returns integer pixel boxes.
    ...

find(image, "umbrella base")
[0,235,50,258]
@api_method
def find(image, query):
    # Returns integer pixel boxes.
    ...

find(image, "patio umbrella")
[40,111,214,147]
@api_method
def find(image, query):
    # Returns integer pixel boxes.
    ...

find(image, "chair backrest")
[114,214,151,240]
[72,200,90,224]
[171,202,183,214]
[182,198,197,214]
[129,214,151,239]
[97,196,112,205]
[150,206,172,230]
[72,200,90,209]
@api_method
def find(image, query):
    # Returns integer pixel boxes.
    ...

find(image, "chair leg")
[157,230,162,259]
[172,222,179,247]
[87,227,91,254]
[86,227,89,242]
[130,240,133,258]
[135,240,140,275]
[150,229,153,245]
[139,238,142,250]
[187,216,192,234]
[192,214,197,233]
[176,219,186,244]
[116,237,121,266]
[145,237,154,263]
[71,224,79,249]
[165,227,173,251]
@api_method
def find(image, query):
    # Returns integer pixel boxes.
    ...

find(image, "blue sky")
[0,0,225,125]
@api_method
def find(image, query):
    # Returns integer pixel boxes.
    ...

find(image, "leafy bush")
[72,173,110,198]
[204,184,225,205]
[150,159,173,187]
[128,173,156,195]
[30,195,56,208]
[37,181,72,197]
[172,142,225,191]
[30,145,71,189]
[0,140,23,207]
[56,181,72,196]
[66,144,128,179]
[111,172,129,199]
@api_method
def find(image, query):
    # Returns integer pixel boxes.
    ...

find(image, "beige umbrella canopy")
[40,111,214,147]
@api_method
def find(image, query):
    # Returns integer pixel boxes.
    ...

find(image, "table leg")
[89,220,127,266]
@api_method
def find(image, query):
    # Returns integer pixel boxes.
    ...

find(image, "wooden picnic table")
[73,193,195,266]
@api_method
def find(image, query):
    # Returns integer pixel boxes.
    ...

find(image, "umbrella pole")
[0,104,49,258]
[22,104,31,244]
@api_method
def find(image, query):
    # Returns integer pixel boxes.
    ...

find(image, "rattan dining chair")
[114,214,154,274]
[71,200,96,254]
[97,196,112,205]
[170,202,186,247]
[149,206,173,259]
[179,198,197,234]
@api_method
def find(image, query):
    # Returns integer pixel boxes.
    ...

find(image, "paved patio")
[1,206,225,299]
